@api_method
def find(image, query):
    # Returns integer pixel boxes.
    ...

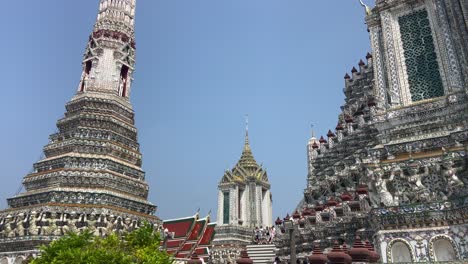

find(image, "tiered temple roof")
[163,213,216,261]
[220,131,269,186]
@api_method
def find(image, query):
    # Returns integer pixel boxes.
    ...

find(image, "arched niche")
[429,235,459,261]
[387,239,414,263]
[13,256,24,264]
[0,257,8,264]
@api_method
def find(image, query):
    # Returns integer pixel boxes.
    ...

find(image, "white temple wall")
[239,188,247,226]
[376,224,467,263]
[243,185,251,227]
[261,189,272,227]
[229,187,237,225]
[261,190,267,227]
[267,190,272,227]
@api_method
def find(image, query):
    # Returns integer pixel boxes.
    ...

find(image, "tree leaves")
[29,223,173,264]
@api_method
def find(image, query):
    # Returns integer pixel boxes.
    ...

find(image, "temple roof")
[163,213,216,261]
[220,130,269,185]
[238,130,258,168]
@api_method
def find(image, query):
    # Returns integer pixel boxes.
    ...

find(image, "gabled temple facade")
[162,213,216,262]
[217,132,272,229]
[212,130,272,263]
[275,0,467,263]
[0,0,160,262]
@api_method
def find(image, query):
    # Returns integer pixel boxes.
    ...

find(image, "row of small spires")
[344,53,373,81]
[276,187,369,223]
[309,53,375,151]
[307,237,380,264]
[310,104,376,150]
[189,239,380,264]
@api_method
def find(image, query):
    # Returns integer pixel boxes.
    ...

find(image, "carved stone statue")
[374,167,398,206]
[123,217,131,231]
[21,213,31,236]
[406,160,428,191]
[88,213,97,235]
[55,213,66,236]
[441,149,464,188]
[48,212,58,236]
[28,212,38,236]
[68,212,79,234]
[8,215,18,238]
[36,211,48,236]
[16,213,25,237]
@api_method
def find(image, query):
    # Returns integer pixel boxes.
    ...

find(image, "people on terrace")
[253,226,276,244]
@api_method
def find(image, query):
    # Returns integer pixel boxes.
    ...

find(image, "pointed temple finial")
[245,114,249,133]
[244,114,250,147]
[358,0,372,15]
[237,115,259,168]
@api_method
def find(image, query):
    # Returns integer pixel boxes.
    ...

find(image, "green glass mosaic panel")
[223,192,229,224]
[398,9,444,102]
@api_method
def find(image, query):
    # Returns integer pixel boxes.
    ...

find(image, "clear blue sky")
[0,1,371,221]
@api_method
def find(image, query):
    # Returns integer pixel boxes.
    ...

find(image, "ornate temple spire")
[77,0,137,101]
[219,118,270,184]
[238,116,258,168]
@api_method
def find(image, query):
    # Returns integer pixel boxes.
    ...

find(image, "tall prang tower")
[274,0,468,262]
[0,0,158,261]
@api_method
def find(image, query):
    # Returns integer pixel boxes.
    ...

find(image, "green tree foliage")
[29,223,173,264]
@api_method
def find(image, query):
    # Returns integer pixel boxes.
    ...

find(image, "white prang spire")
[307,124,318,176]
[76,0,137,103]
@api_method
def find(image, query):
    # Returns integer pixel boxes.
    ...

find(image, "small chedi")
[211,128,273,263]
[275,0,468,263]
[0,0,160,262]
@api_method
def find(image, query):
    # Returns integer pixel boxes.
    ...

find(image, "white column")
[229,188,236,225]
[268,194,273,226]
[217,190,223,225]
[381,11,403,106]
[262,190,272,227]
[243,185,250,227]
[261,190,267,227]
[238,188,245,226]
[256,186,263,226]
[369,25,388,107]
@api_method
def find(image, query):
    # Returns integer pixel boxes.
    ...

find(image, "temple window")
[13,257,25,264]
[433,238,457,261]
[223,192,229,224]
[398,9,444,102]
[119,65,129,97]
[80,60,92,92]
[390,241,412,262]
